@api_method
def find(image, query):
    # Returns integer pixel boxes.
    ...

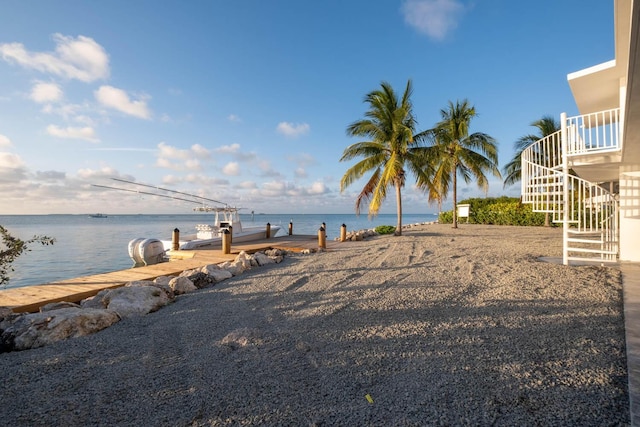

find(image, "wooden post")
[228,225,233,244]
[288,221,293,236]
[318,226,326,249]
[266,222,271,239]
[172,228,180,251]
[222,229,231,254]
[340,224,347,242]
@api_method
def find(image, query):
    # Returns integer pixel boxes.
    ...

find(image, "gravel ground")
[0,224,629,426]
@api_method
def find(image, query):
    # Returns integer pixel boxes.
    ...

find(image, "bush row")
[438,197,549,226]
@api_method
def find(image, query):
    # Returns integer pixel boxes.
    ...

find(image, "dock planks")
[0,234,334,314]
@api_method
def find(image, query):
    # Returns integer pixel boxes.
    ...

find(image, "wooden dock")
[0,235,336,314]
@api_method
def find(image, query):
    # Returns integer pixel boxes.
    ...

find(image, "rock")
[168,276,197,295]
[200,264,220,275]
[0,308,15,321]
[264,248,285,257]
[253,252,275,266]
[101,286,171,318]
[126,280,174,300]
[234,251,253,269]
[184,272,214,289]
[208,269,233,282]
[0,307,120,352]
[219,261,244,276]
[153,276,173,286]
[40,302,81,312]
[219,328,263,350]
[80,289,110,309]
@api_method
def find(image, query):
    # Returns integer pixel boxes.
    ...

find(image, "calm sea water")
[0,213,436,289]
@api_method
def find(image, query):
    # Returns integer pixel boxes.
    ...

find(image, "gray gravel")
[0,224,628,426]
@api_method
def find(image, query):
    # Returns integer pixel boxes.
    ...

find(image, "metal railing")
[566,108,621,154]
[520,109,620,264]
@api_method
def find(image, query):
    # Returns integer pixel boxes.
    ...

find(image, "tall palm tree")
[427,99,501,228]
[340,80,432,236]
[502,115,560,226]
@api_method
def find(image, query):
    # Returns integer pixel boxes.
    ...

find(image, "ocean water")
[0,213,437,289]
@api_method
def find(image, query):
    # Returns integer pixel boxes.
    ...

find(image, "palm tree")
[502,115,560,226]
[340,80,432,236]
[427,99,501,228]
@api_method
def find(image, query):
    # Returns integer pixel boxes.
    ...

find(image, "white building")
[521,0,640,264]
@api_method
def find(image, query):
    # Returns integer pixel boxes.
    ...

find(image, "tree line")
[340,79,560,233]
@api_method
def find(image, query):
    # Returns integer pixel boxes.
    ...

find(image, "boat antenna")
[110,178,226,206]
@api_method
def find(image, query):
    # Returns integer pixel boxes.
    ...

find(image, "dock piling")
[318,226,326,249]
[222,229,231,254]
[172,228,180,251]
[266,222,271,239]
[340,224,347,242]
[288,221,293,236]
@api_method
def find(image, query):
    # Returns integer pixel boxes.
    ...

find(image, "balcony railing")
[566,108,621,155]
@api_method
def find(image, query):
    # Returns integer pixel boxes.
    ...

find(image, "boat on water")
[93,178,281,266]
[89,213,108,218]
[128,207,281,266]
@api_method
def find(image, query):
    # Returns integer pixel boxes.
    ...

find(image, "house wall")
[619,167,640,261]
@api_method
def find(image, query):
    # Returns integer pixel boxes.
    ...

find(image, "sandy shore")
[0,224,628,426]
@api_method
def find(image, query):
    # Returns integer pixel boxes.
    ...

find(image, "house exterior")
[521,0,640,264]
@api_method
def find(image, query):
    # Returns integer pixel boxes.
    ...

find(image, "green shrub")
[375,225,396,235]
[437,197,549,226]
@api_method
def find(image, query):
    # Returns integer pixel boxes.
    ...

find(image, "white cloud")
[237,181,257,190]
[95,85,151,119]
[294,167,307,178]
[276,122,310,138]
[222,161,240,176]
[227,114,241,123]
[401,0,465,40]
[30,82,63,103]
[191,144,210,158]
[155,142,210,171]
[0,33,110,82]
[47,124,99,142]
[0,152,27,182]
[0,134,11,147]
[215,143,240,154]
[308,181,328,195]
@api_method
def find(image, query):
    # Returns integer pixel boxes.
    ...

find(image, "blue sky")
[0,0,614,215]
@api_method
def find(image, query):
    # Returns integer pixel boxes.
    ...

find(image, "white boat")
[93,178,281,266]
[128,207,281,266]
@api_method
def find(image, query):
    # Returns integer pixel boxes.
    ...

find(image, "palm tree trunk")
[544,212,550,227]
[452,167,458,229]
[395,183,403,236]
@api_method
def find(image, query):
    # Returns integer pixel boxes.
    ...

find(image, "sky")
[0,0,615,215]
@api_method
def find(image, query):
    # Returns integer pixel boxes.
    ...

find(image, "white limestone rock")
[101,286,171,318]
[126,280,174,300]
[253,252,275,266]
[200,264,220,275]
[153,276,173,286]
[219,261,244,276]
[234,251,253,269]
[208,268,233,282]
[0,307,120,352]
[169,276,197,295]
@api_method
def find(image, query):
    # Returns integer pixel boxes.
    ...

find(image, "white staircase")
[521,110,620,264]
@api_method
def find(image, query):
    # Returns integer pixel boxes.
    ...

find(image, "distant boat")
[89,213,108,218]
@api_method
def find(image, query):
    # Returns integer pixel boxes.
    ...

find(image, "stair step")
[566,256,617,264]
[566,247,618,255]
[566,238,604,244]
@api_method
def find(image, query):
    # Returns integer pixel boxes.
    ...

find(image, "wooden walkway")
[0,235,335,314]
